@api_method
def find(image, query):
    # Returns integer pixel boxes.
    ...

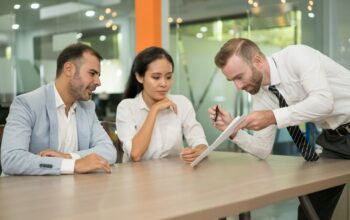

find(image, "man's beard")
[68,71,95,101]
[246,67,263,95]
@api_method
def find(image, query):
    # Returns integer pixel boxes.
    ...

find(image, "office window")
[169,1,301,151]
[0,0,135,121]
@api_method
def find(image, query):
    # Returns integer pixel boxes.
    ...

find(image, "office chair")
[100,121,123,163]
[0,124,4,173]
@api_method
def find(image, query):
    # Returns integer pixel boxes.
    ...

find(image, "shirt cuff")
[60,159,75,174]
[272,107,291,128]
[70,153,81,160]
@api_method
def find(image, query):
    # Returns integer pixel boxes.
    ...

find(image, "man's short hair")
[215,38,264,68]
[56,43,103,78]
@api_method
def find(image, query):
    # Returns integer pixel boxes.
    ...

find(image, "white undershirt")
[54,85,81,174]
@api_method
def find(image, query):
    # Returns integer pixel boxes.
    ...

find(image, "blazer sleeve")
[1,97,63,175]
[75,112,117,164]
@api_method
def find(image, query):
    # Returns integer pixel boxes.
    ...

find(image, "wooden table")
[1,152,350,220]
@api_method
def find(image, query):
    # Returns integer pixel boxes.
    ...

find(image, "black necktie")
[268,85,319,161]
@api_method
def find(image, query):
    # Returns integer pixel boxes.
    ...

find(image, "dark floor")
[227,199,298,220]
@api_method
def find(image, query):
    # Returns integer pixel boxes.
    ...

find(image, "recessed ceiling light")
[76,33,83,39]
[196,33,203,39]
[176,17,183,23]
[99,35,106,41]
[31,3,40,9]
[14,4,21,10]
[200,26,208,32]
[308,12,315,18]
[12,24,20,30]
[85,10,95,17]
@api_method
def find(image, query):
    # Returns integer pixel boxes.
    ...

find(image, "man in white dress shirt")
[1,43,116,175]
[209,38,350,219]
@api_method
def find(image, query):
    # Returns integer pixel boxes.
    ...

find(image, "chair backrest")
[100,121,123,163]
[0,124,4,142]
[0,124,5,173]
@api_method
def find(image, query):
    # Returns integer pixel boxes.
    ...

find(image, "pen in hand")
[214,105,219,122]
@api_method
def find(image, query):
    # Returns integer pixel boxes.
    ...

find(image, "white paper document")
[190,116,245,167]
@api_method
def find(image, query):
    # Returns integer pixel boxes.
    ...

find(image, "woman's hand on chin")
[152,97,177,114]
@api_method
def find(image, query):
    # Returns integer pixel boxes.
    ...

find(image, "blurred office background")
[0,0,349,219]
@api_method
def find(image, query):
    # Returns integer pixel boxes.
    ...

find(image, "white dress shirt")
[54,85,81,174]
[232,45,350,159]
[116,93,208,162]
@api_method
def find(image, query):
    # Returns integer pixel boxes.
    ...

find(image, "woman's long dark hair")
[123,47,174,99]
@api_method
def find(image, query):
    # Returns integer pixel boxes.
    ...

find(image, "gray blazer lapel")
[76,103,90,150]
[45,83,59,150]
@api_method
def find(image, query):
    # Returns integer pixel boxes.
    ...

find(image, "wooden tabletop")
[1,152,350,220]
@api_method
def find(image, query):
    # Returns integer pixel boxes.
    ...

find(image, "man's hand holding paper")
[209,104,240,139]
[191,114,245,167]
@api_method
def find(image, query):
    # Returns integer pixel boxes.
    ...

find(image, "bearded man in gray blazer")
[1,43,116,175]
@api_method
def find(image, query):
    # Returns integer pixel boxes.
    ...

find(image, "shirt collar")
[135,92,149,111]
[267,56,281,87]
[53,84,77,110]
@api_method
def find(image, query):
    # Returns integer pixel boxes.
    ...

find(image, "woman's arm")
[131,98,177,161]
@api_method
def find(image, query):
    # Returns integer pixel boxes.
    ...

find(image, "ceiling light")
[111,11,117,17]
[196,33,203,39]
[308,12,315,18]
[31,3,40,9]
[105,21,112,28]
[200,26,208,32]
[85,10,95,17]
[76,33,83,39]
[99,15,105,21]
[167,17,173,23]
[99,35,106,41]
[14,4,21,10]
[105,8,111,14]
[176,17,183,24]
[12,24,20,30]
[112,25,118,31]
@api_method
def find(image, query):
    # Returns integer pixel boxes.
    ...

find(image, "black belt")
[326,122,350,136]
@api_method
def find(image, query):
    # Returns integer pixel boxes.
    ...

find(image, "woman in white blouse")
[116,47,208,162]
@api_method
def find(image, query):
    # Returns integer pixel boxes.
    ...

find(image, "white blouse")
[116,93,208,162]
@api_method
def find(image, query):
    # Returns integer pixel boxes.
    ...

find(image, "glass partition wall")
[169,0,302,152]
[0,0,135,122]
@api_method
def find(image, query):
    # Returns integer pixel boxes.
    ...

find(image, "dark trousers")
[298,130,350,220]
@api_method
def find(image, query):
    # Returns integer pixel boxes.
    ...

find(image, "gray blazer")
[1,82,116,175]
